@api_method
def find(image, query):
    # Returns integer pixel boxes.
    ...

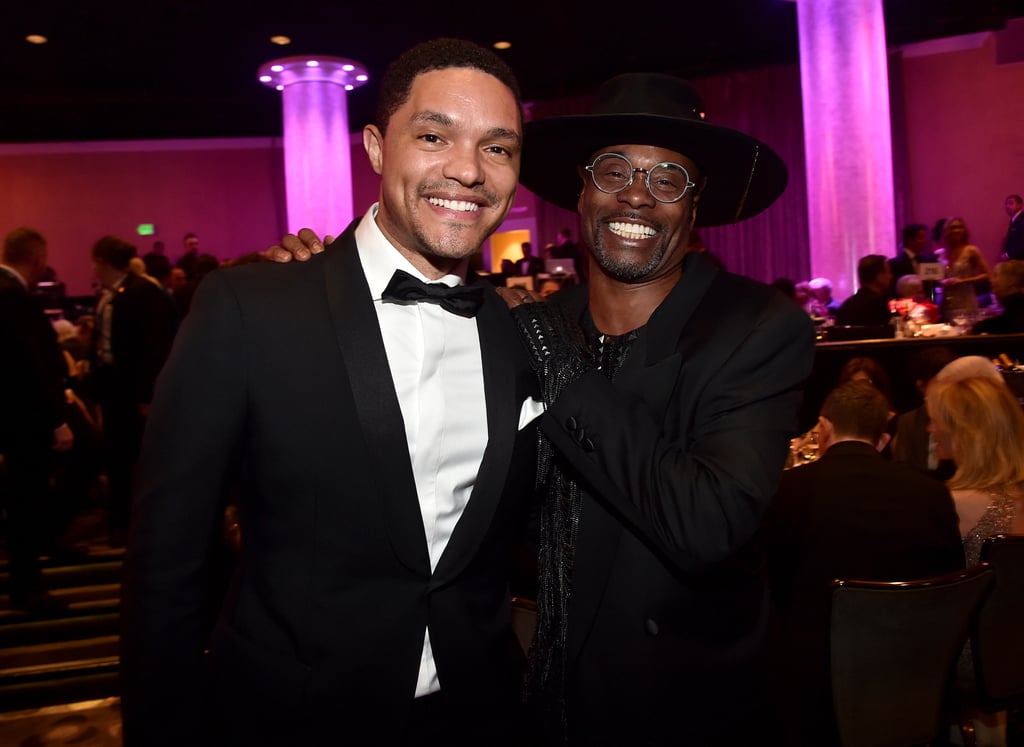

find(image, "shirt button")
[582,438,595,452]
[565,416,578,431]
[645,619,659,636]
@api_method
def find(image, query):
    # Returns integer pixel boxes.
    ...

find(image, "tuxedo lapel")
[323,225,430,575]
[432,279,519,584]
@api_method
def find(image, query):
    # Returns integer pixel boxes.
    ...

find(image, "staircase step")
[0,561,123,594]
[1,635,119,671]
[0,657,119,712]
[0,612,120,648]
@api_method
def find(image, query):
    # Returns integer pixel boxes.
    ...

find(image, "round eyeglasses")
[584,153,696,203]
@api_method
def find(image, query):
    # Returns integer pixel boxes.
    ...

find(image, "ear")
[816,415,834,451]
[874,432,892,453]
[363,125,384,176]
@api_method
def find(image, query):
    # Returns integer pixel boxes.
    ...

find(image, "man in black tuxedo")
[763,380,964,745]
[1001,194,1024,261]
[121,39,538,747]
[889,223,937,295]
[90,236,174,545]
[510,73,816,744]
[0,227,74,613]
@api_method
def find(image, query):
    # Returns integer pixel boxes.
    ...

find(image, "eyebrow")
[411,110,521,146]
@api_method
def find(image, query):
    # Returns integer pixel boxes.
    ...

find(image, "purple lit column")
[259,56,368,235]
[795,0,895,301]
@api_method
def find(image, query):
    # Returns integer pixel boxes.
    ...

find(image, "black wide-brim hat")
[520,73,788,227]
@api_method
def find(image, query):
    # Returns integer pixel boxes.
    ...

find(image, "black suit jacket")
[120,223,539,746]
[889,248,937,284]
[97,272,174,407]
[0,269,66,452]
[1004,214,1024,260]
[762,440,964,745]
[541,253,816,744]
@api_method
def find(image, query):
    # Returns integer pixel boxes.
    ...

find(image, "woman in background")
[940,217,993,322]
[927,374,1024,747]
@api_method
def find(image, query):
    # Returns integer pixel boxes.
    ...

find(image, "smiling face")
[578,144,700,284]
[363,67,521,277]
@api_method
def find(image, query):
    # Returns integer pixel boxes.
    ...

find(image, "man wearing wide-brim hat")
[511,73,816,744]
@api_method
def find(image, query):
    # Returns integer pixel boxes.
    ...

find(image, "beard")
[588,216,675,282]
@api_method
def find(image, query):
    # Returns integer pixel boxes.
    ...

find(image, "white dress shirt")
[354,204,488,697]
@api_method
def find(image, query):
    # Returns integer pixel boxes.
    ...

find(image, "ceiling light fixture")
[270,35,291,45]
[493,41,511,50]
[26,34,48,45]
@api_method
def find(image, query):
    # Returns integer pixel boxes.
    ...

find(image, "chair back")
[973,535,1024,707]
[830,564,994,747]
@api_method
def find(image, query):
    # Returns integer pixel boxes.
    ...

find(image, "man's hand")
[52,423,74,452]
[265,228,334,263]
[496,286,543,309]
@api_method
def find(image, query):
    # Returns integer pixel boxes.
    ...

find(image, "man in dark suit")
[889,223,938,299]
[762,380,964,745]
[835,253,894,327]
[0,227,74,613]
[90,236,175,545]
[1001,194,1024,261]
[120,39,538,747]
[510,73,816,744]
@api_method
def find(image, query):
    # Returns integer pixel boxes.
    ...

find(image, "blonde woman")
[927,374,1024,747]
[940,217,993,322]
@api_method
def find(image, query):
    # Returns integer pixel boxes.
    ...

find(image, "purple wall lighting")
[258,55,369,236]
[795,0,896,302]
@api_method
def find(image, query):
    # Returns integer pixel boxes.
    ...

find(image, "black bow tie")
[381,269,484,318]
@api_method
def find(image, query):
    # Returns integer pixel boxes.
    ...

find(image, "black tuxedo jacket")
[120,223,539,746]
[762,440,963,744]
[0,269,66,452]
[97,272,174,406]
[541,253,816,744]
[1005,214,1024,260]
[889,248,937,285]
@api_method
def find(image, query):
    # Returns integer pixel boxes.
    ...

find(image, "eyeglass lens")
[588,154,692,202]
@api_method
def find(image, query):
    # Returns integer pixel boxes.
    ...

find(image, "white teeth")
[428,197,479,212]
[608,221,656,239]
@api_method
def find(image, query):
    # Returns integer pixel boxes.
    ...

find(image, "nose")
[443,143,484,187]
[618,169,656,207]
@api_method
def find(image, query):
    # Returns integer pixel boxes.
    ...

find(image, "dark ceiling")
[0,0,1019,144]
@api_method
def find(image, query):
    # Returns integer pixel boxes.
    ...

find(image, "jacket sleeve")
[540,298,815,575]
[120,269,245,747]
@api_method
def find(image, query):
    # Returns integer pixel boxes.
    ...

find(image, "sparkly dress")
[957,489,1017,682]
[942,246,984,318]
[962,490,1017,565]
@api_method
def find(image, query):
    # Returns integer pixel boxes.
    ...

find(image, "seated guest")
[808,277,839,318]
[893,274,940,323]
[926,374,1024,746]
[971,260,1024,334]
[763,380,965,747]
[837,355,894,415]
[890,346,957,479]
[835,254,894,327]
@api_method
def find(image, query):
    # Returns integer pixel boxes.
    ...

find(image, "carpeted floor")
[0,698,122,746]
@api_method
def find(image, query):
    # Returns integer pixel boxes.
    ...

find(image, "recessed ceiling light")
[493,41,511,50]
[26,34,48,45]
[270,35,291,46]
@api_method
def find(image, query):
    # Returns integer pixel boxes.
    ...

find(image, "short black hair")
[857,254,889,287]
[91,235,137,270]
[901,223,927,246]
[2,226,46,265]
[374,38,522,135]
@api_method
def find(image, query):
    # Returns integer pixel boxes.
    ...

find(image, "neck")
[587,259,680,335]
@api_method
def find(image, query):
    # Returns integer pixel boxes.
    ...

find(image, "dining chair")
[829,564,994,747]
[947,535,1024,745]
